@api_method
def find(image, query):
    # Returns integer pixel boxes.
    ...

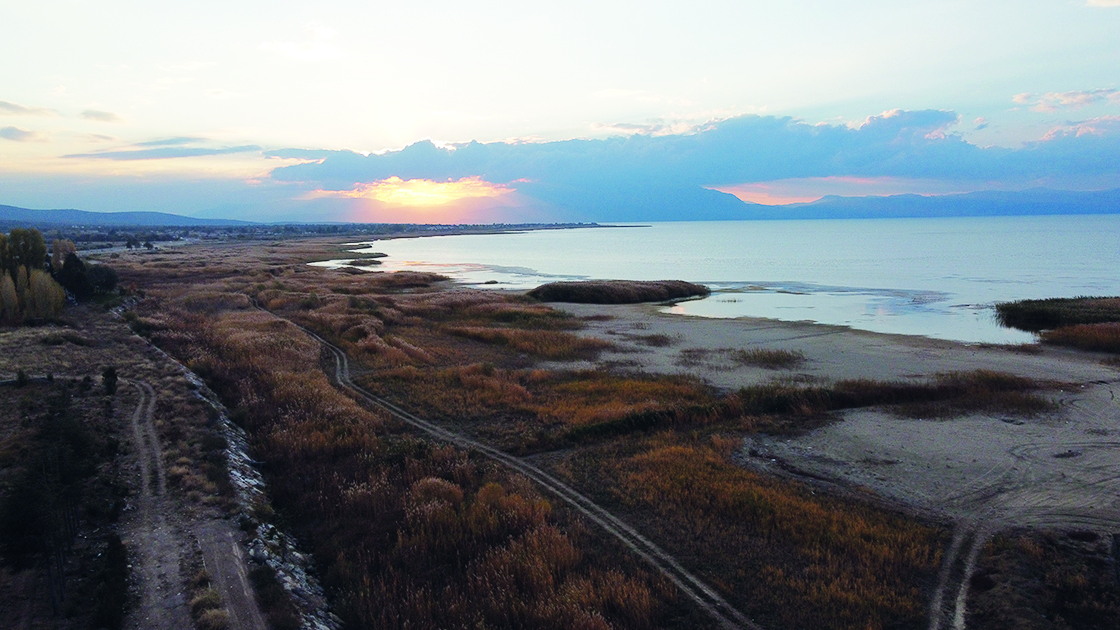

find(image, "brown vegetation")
[996,296,1120,354]
[1040,322,1120,353]
[995,296,1120,332]
[565,433,946,630]
[123,253,677,629]
[528,280,709,304]
[967,530,1120,629]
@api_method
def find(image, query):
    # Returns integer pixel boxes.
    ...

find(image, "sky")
[1,0,1119,223]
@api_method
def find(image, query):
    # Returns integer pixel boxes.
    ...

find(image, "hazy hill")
[734,188,1120,220]
[0,205,254,227]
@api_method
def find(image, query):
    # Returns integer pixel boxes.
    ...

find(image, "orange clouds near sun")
[312,176,514,207]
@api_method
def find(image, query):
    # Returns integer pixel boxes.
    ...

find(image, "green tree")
[88,264,119,294]
[0,233,10,278]
[58,252,93,301]
[7,228,47,278]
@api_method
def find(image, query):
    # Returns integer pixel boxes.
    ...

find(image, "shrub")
[528,280,709,304]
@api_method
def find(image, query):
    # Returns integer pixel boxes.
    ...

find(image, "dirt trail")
[121,379,268,630]
[122,379,192,630]
[282,316,759,630]
[196,522,268,630]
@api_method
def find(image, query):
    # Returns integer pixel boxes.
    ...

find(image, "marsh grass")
[737,370,1054,419]
[448,326,612,360]
[528,280,709,304]
[569,433,947,630]
[1040,322,1120,354]
[629,333,674,347]
[730,348,806,369]
[677,347,806,370]
[995,296,1120,332]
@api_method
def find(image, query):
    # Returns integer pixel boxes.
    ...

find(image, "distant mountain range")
[0,205,254,227]
[2,187,1119,226]
[734,188,1120,220]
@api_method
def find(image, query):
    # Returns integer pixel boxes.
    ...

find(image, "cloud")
[591,120,711,137]
[1086,0,1120,6]
[973,117,989,130]
[264,109,1120,221]
[80,109,124,123]
[0,126,46,142]
[135,136,207,147]
[1041,115,1120,140]
[0,100,56,116]
[311,176,515,207]
[64,145,260,160]
[1015,89,1119,113]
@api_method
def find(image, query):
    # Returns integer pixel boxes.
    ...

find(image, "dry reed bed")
[967,530,1120,629]
[996,296,1120,354]
[557,433,946,630]
[995,296,1120,332]
[528,280,709,304]
[125,270,677,629]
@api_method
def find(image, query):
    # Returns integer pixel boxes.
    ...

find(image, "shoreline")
[553,300,1120,533]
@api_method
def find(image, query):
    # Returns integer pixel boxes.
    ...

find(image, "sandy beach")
[553,302,1120,533]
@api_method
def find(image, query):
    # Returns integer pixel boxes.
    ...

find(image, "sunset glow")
[712,177,973,206]
[313,176,514,207]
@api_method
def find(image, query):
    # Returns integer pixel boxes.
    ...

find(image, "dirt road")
[121,378,267,630]
[121,379,192,630]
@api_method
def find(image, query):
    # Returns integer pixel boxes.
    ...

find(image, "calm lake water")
[318,215,1120,344]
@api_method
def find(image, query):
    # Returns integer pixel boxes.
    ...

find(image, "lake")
[316,215,1120,344]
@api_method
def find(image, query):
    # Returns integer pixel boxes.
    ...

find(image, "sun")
[313,176,514,207]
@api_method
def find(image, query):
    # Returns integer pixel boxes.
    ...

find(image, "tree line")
[0,229,118,324]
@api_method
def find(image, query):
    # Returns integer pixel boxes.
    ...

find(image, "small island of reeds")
[995,296,1120,353]
[528,279,709,304]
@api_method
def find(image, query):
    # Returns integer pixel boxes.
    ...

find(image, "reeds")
[735,370,1054,419]
[528,280,709,304]
[995,296,1120,332]
[448,327,612,360]
[605,437,945,630]
[1041,322,1120,353]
